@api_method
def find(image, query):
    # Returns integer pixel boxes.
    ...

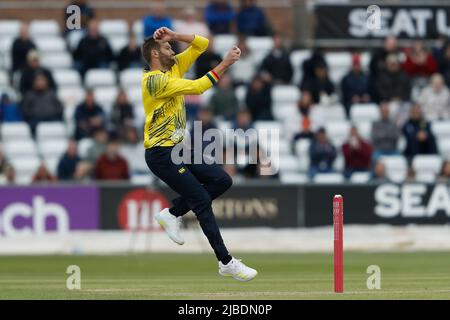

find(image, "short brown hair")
[142,37,160,66]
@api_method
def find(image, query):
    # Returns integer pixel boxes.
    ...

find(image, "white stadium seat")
[0,20,21,37]
[290,50,310,85]
[43,156,60,176]
[313,173,345,184]
[99,20,129,36]
[131,174,154,185]
[36,122,67,141]
[77,138,94,158]
[120,68,143,87]
[247,37,273,57]
[53,69,81,87]
[1,123,32,140]
[58,86,85,108]
[272,85,300,106]
[132,20,144,42]
[85,69,116,88]
[355,121,372,141]
[125,86,142,105]
[40,52,73,69]
[412,155,443,183]
[432,121,450,139]
[325,52,352,84]
[34,37,66,52]
[280,172,309,184]
[278,155,300,173]
[9,156,41,184]
[350,171,372,183]
[380,155,408,183]
[38,140,68,158]
[29,20,60,37]
[108,36,129,54]
[235,86,247,106]
[213,34,237,55]
[350,103,380,122]
[325,121,351,147]
[4,140,38,157]
[94,86,119,115]
[0,70,9,87]
[333,154,345,171]
[66,29,85,51]
[438,139,450,160]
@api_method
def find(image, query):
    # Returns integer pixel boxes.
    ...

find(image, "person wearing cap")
[341,53,370,117]
[19,50,57,95]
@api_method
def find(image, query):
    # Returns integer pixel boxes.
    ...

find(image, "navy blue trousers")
[145,146,232,264]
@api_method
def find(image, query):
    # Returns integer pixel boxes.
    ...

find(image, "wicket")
[333,194,344,293]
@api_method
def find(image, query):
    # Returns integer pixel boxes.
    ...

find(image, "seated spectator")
[371,102,400,161]
[117,35,143,71]
[403,40,438,79]
[237,0,269,36]
[300,49,327,87]
[402,104,438,161]
[19,50,57,95]
[341,53,370,116]
[32,163,57,183]
[209,74,238,120]
[0,93,22,122]
[85,128,108,165]
[371,160,388,182]
[205,0,235,34]
[438,160,450,182]
[111,89,134,134]
[342,126,372,178]
[143,1,173,38]
[57,139,90,181]
[369,36,402,82]
[260,33,293,84]
[195,36,222,79]
[94,135,130,181]
[300,62,335,105]
[190,108,218,153]
[11,23,36,74]
[293,92,316,142]
[438,42,450,87]
[174,7,210,51]
[375,54,411,103]
[230,35,258,85]
[245,73,273,121]
[418,73,450,121]
[20,74,63,135]
[73,19,113,77]
[309,127,336,178]
[293,117,315,142]
[74,89,106,140]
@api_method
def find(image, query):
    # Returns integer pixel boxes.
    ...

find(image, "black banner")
[314,3,450,40]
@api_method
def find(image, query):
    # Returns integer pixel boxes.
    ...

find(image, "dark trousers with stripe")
[145,146,232,264]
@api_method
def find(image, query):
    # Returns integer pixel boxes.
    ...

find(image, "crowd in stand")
[1,0,450,184]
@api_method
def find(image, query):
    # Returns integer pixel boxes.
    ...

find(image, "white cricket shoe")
[154,208,184,245]
[219,257,258,282]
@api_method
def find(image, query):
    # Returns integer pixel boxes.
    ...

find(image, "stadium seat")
[235,86,247,106]
[0,20,21,38]
[125,86,142,105]
[131,174,154,185]
[199,87,215,106]
[53,69,81,87]
[57,86,85,108]
[38,140,68,158]
[132,20,144,42]
[333,154,345,171]
[66,29,85,51]
[10,156,41,184]
[412,155,443,183]
[0,37,13,70]
[3,140,38,157]
[40,52,73,69]
[360,52,371,70]
[325,52,352,84]
[294,138,310,156]
[43,156,60,176]
[310,104,346,125]
[247,37,273,62]
[350,171,372,183]
[36,122,67,141]
[438,139,450,160]
[272,85,300,106]
[99,20,129,36]
[379,155,408,183]
[278,155,300,173]
[120,68,143,88]
[1,123,32,140]
[280,172,309,184]
[350,103,380,122]
[213,34,237,55]
[108,36,129,54]
[313,173,345,184]
[85,69,116,88]
[29,20,60,37]
[77,138,94,158]
[431,121,450,140]
[34,37,66,52]
[254,120,282,133]
[290,50,310,84]
[355,121,372,141]
[325,121,351,147]
[93,86,119,115]
[0,70,9,87]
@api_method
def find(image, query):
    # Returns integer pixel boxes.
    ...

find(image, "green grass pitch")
[0,252,449,299]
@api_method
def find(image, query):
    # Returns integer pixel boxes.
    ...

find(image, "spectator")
[245,73,273,121]
[195,36,222,79]
[403,40,438,79]
[190,108,218,152]
[293,117,315,142]
[174,7,210,51]
[57,139,90,181]
[371,102,401,161]
[342,126,373,178]
[85,128,108,165]
[369,36,402,82]
[0,163,16,185]
[300,49,327,86]
[293,92,316,141]
[111,89,134,133]
[371,160,388,182]
[237,0,269,36]
[94,135,130,181]
[402,104,438,161]
[230,35,258,85]
[309,127,337,178]
[301,62,335,105]
[74,89,106,140]
[11,23,36,74]
[205,0,235,34]
[32,163,57,183]
[19,50,57,95]
[260,33,293,84]
[116,35,143,71]
[438,160,450,182]
[341,53,370,116]
[375,54,411,103]
[438,42,450,87]
[64,0,95,34]
[0,92,22,122]
[20,74,63,135]
[418,73,450,121]
[209,74,239,120]
[73,19,113,77]
[142,1,173,38]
